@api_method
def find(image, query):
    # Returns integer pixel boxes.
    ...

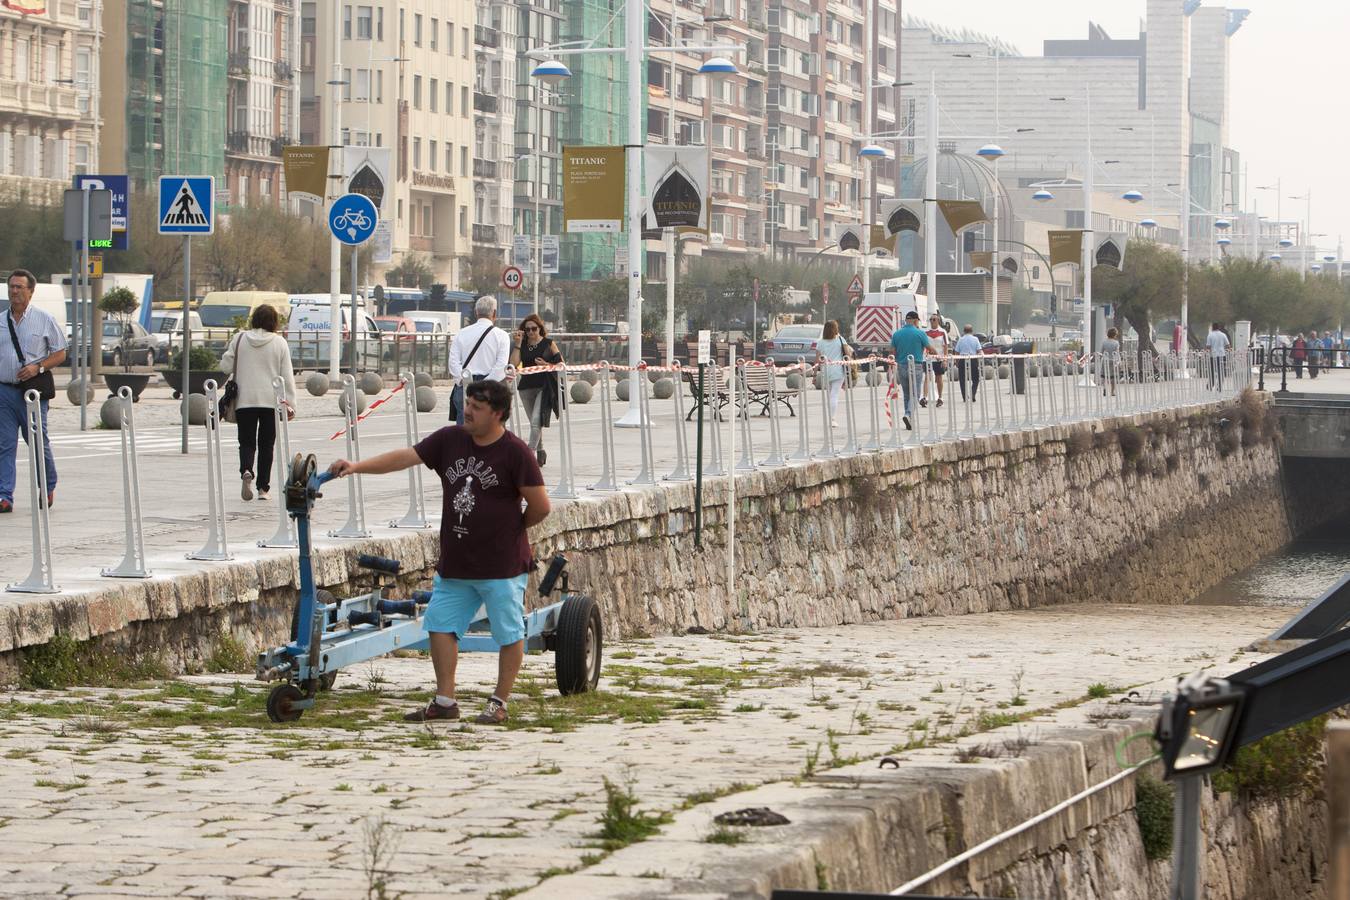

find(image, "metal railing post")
[329,374,371,539]
[591,364,618,492]
[628,365,657,486]
[705,362,725,476]
[816,362,837,458]
[7,389,58,592]
[736,361,758,470]
[864,357,882,452]
[790,358,812,461]
[550,364,578,499]
[187,380,233,560]
[102,386,151,577]
[389,372,431,529]
[665,362,694,481]
[839,360,860,456]
[762,362,787,466]
[259,376,300,546]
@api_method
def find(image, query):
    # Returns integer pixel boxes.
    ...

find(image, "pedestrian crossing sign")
[157,176,215,235]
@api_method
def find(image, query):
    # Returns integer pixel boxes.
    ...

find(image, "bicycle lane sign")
[329,192,379,245]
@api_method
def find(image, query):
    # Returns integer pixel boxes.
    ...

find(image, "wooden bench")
[738,364,795,417]
[683,365,729,421]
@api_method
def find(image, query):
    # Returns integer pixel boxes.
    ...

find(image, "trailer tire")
[266,684,305,723]
[554,593,602,696]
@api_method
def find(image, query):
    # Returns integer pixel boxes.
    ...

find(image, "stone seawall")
[526,717,1328,900]
[0,399,1303,681]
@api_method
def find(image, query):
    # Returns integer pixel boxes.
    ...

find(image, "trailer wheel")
[266,684,305,723]
[554,593,602,696]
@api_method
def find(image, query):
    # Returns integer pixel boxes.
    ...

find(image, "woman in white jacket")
[220,304,297,501]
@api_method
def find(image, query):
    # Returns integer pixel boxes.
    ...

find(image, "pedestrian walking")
[509,313,564,465]
[1292,333,1307,379]
[814,319,852,427]
[328,379,550,725]
[920,313,949,408]
[0,269,65,514]
[954,324,982,402]
[1309,330,1321,379]
[1100,327,1122,397]
[1206,322,1231,391]
[220,303,297,501]
[890,310,933,430]
[449,295,511,424]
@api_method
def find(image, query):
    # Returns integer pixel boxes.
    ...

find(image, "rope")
[328,380,406,441]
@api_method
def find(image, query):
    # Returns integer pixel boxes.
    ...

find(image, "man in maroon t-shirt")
[328,379,550,725]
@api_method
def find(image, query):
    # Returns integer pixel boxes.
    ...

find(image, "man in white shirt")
[448,295,511,423]
[1206,322,1231,392]
[953,324,984,402]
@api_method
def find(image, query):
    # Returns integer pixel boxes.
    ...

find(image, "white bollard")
[591,364,619,492]
[389,372,432,529]
[102,386,151,578]
[552,364,579,500]
[839,361,860,456]
[665,362,693,481]
[7,389,58,592]
[187,380,233,561]
[864,357,883,452]
[816,361,837,458]
[329,375,371,538]
[736,361,757,471]
[259,376,300,547]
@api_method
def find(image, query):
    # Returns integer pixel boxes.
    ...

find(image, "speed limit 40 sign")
[501,266,523,291]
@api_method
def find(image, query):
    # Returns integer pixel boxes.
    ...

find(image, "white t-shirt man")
[450,317,511,383]
[1206,328,1231,358]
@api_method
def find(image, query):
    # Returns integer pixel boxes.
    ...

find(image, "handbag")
[6,310,56,401]
[449,326,494,422]
[218,333,244,423]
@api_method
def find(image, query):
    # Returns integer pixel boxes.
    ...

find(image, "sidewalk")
[1,367,1244,593]
[0,602,1287,899]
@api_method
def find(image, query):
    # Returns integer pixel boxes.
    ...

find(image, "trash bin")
[1010,340,1034,394]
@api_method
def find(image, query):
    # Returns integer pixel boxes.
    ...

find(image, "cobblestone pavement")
[0,603,1286,899]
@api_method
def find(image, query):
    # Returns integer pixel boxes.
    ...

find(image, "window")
[414,14,422,46]
[445,81,453,115]
[423,205,432,236]
[399,9,404,43]
[429,140,437,171]
[447,22,454,54]
[342,4,351,39]
[430,18,438,50]
[413,137,420,169]
[460,146,468,176]
[376,69,383,102]
[356,5,372,39]
[462,28,469,58]
[429,78,437,112]
[75,48,91,114]
[445,143,454,173]
[354,68,370,101]
[397,198,403,222]
[461,85,468,114]
[74,142,89,176]
[14,38,27,81]
[44,43,57,84]
[412,75,421,108]
[342,67,352,101]
[460,206,467,236]
[377,7,383,40]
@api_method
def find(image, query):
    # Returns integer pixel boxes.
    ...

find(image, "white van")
[0,283,68,336]
[286,300,381,370]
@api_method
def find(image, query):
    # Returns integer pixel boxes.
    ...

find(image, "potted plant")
[161,345,225,399]
[99,287,153,401]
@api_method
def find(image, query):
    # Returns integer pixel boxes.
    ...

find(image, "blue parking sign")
[74,174,130,250]
[158,176,215,235]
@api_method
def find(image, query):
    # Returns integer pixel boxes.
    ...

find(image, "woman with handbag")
[509,313,564,465]
[815,319,853,428]
[220,304,296,501]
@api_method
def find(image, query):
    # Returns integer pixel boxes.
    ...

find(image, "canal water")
[1192,515,1350,607]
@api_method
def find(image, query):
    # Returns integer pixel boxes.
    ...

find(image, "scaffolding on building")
[126,0,226,193]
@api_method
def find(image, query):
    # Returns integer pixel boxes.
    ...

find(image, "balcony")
[473,92,498,114]
[473,158,498,178]
[0,80,80,119]
[273,60,294,83]
[472,223,504,245]
[226,130,250,152]
[474,25,500,48]
[227,49,250,78]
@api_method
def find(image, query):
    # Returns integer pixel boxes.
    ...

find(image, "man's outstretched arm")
[329,447,423,478]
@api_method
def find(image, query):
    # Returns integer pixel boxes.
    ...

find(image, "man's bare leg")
[429,631,459,699]
[493,640,525,702]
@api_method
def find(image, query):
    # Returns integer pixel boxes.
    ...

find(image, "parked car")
[374,316,416,341]
[148,310,205,363]
[78,320,158,367]
[585,321,629,335]
[762,324,825,366]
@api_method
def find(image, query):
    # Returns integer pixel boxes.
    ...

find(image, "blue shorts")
[423,573,529,647]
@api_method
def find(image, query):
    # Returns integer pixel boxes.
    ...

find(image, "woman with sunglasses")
[509,314,564,465]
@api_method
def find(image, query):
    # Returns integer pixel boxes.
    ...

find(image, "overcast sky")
[903,0,1349,256]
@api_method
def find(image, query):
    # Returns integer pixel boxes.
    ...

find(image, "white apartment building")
[0,0,100,204]
[226,0,301,208]
[301,1,476,285]
[470,0,515,260]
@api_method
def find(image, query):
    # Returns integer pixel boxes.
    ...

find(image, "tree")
[457,248,501,295]
[98,286,140,371]
[386,252,435,289]
[1093,239,1182,359]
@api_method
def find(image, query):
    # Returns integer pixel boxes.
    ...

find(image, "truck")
[851,273,954,358]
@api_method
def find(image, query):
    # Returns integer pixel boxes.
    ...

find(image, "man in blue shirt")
[890,310,932,429]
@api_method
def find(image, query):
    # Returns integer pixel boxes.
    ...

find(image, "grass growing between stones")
[1135,773,1174,860]
[1212,715,1327,800]
[594,777,673,851]
[18,633,169,690]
